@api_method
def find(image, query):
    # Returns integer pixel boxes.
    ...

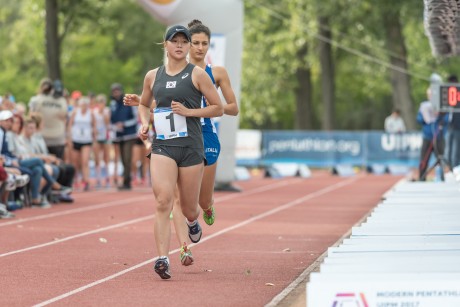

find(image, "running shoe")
[187,220,202,243]
[0,203,15,219]
[154,257,171,280]
[202,206,215,226]
[180,243,194,266]
[52,185,73,195]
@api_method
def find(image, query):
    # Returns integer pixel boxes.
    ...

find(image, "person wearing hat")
[28,78,53,111]
[125,24,223,279]
[109,83,138,191]
[29,78,69,160]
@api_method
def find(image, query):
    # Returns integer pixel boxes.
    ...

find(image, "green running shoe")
[180,243,194,266]
[202,206,215,226]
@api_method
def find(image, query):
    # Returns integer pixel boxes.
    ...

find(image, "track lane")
[0,173,401,307]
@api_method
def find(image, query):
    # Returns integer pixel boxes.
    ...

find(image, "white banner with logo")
[308,277,460,307]
[308,181,460,307]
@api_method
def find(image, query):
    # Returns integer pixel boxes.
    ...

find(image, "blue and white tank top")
[201,64,218,134]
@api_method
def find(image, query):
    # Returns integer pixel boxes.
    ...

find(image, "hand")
[123,94,140,106]
[138,124,149,140]
[171,100,189,116]
[116,122,124,131]
[144,140,152,150]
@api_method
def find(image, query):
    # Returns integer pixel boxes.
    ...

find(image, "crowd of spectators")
[0,79,149,219]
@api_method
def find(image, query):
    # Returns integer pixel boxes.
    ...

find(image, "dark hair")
[111,83,123,92]
[13,114,24,133]
[40,78,53,95]
[29,114,42,129]
[188,19,211,39]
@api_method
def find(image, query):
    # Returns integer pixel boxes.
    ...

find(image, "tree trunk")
[45,0,61,80]
[294,44,313,129]
[318,16,335,130]
[382,11,415,130]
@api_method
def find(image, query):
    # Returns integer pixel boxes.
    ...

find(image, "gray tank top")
[152,63,203,149]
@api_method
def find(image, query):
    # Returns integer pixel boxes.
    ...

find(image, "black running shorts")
[151,144,206,167]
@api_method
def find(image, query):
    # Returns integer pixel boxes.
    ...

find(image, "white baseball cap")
[0,110,14,121]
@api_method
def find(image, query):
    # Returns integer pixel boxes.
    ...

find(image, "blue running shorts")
[203,131,221,166]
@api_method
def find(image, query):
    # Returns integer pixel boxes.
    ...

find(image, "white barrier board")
[308,279,460,307]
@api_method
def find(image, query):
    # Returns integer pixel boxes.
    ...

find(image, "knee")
[155,193,173,213]
[181,203,200,221]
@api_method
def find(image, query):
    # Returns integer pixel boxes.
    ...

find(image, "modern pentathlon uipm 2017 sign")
[308,279,460,307]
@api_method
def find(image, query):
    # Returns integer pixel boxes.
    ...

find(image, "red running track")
[0,171,401,307]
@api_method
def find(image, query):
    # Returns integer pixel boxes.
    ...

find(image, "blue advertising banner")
[366,132,422,167]
[262,131,365,167]
[235,130,423,168]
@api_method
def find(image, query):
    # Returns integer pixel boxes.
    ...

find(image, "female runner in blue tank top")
[169,19,239,265]
[126,25,223,279]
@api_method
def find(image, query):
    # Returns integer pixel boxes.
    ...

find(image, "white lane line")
[0,215,155,258]
[32,176,358,307]
[0,195,153,227]
[1,179,295,257]
[0,179,294,228]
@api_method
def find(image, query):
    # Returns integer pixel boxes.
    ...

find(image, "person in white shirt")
[67,96,96,191]
[384,109,406,133]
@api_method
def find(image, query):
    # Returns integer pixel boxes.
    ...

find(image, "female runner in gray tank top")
[129,25,223,280]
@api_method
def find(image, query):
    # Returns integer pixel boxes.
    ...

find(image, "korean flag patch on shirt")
[166,81,176,88]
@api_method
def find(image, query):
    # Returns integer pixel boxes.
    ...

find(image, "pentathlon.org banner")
[235,130,424,168]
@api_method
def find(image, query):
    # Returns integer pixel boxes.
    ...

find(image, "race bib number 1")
[153,107,188,140]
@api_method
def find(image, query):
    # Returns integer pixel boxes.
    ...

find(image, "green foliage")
[62,34,142,96]
[1,0,458,129]
[241,0,456,130]
[0,0,164,104]
[60,0,165,97]
[0,0,46,103]
[241,0,317,129]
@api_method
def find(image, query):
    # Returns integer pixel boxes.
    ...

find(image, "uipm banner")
[307,279,460,307]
